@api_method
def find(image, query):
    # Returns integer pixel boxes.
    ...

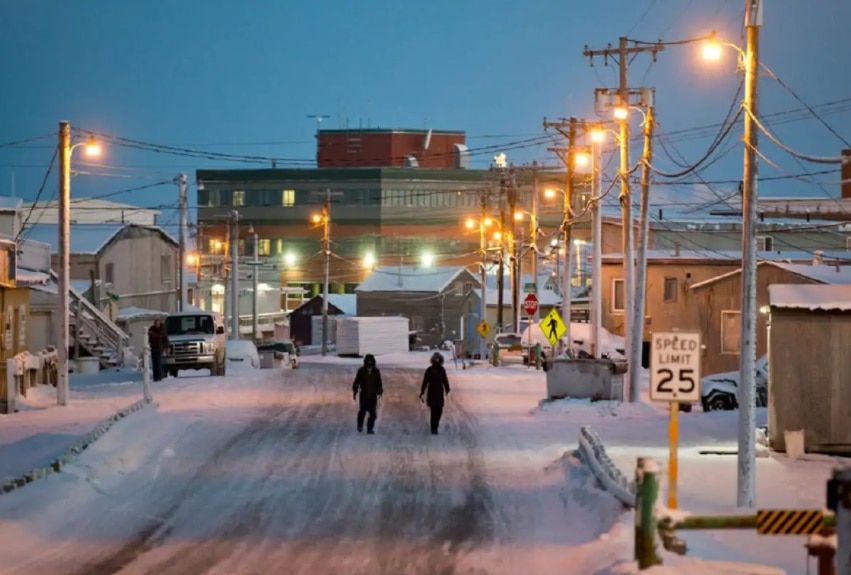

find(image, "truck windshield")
[166,315,215,335]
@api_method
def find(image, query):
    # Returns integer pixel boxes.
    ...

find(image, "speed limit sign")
[650,331,702,403]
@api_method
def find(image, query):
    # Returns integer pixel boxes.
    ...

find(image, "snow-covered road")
[0,364,622,575]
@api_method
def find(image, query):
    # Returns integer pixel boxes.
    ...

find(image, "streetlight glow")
[421,251,435,267]
[363,252,375,269]
[613,106,629,120]
[702,40,723,61]
[186,253,198,266]
[574,152,590,168]
[514,212,524,221]
[284,252,296,266]
[493,231,502,241]
[590,129,605,143]
[544,188,557,199]
[465,218,476,229]
[84,137,101,157]
[483,217,493,227]
[311,214,322,224]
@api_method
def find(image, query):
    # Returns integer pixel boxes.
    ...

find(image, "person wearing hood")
[352,353,383,434]
[419,352,451,435]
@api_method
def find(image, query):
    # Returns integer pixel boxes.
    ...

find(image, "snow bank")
[577,425,636,507]
[537,397,658,419]
[1,398,153,496]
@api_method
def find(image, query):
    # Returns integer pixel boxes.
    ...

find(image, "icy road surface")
[0,364,624,575]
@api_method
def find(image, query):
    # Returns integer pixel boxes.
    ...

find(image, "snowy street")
[0,362,623,575]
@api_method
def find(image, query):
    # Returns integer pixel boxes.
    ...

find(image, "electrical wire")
[17,146,58,240]
[746,107,849,165]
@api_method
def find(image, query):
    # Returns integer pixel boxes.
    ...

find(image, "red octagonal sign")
[523,293,539,316]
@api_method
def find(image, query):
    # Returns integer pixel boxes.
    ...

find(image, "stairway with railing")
[50,271,132,369]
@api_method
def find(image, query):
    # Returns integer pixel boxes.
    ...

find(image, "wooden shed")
[767,283,851,454]
[690,260,851,376]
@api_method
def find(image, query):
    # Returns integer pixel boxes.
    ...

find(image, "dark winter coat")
[148,324,169,353]
[353,366,383,400]
[420,364,450,407]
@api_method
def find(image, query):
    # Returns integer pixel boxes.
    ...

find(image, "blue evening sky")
[1,0,849,221]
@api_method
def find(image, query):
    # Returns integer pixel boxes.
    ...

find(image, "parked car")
[256,340,299,368]
[701,355,769,411]
[163,311,227,377]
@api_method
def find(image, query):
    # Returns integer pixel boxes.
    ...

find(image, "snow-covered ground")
[0,354,840,574]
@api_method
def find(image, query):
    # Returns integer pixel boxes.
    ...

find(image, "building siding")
[768,309,851,454]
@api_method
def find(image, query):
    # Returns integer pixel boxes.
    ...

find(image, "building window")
[663,277,678,303]
[611,279,624,312]
[162,254,173,283]
[258,239,271,256]
[104,262,114,285]
[721,310,741,354]
[207,190,220,207]
[232,190,245,207]
[282,189,295,206]
[756,235,773,251]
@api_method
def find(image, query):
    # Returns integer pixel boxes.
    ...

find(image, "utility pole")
[590,131,603,358]
[632,106,655,399]
[508,165,519,332]
[321,189,331,356]
[563,118,578,348]
[496,173,506,332]
[251,230,259,343]
[584,36,664,402]
[229,210,239,340]
[479,193,488,359]
[177,173,189,312]
[531,162,540,323]
[738,0,763,509]
[57,121,70,406]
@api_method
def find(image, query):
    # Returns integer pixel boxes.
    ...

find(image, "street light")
[57,123,102,407]
[613,106,629,120]
[421,251,435,267]
[363,252,376,269]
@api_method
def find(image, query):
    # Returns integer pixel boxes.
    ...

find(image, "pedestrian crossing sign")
[540,309,566,346]
[476,320,491,339]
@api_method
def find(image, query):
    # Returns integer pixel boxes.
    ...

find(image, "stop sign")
[523,293,539,316]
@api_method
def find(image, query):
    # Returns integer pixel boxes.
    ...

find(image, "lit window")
[258,239,271,256]
[232,190,245,207]
[282,189,295,206]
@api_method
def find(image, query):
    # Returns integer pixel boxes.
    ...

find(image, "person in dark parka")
[147,318,169,382]
[352,353,383,434]
[419,352,451,435]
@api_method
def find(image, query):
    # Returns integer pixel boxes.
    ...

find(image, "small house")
[288,294,356,347]
[767,283,851,455]
[356,266,481,349]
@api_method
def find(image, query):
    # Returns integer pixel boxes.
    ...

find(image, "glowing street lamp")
[613,106,629,121]
[284,252,296,266]
[363,252,376,269]
[701,39,723,61]
[421,251,435,267]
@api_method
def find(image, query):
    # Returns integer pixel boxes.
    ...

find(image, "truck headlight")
[204,342,216,354]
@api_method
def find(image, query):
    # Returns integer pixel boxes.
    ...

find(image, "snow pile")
[1,397,153,496]
[520,321,626,358]
[536,397,658,419]
[577,425,635,507]
[226,340,260,368]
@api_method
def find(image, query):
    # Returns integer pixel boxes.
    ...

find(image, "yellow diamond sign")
[476,319,491,339]
[540,309,566,346]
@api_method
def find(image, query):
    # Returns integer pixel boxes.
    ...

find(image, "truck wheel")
[703,392,736,411]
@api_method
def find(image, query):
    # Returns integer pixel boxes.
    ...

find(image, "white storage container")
[335,316,409,357]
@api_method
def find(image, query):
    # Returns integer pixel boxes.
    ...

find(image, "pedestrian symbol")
[476,320,491,339]
[539,309,566,346]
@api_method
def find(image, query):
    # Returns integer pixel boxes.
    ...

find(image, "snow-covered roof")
[116,306,168,320]
[769,284,851,311]
[356,266,477,293]
[0,196,22,212]
[768,262,851,285]
[691,261,851,290]
[20,223,178,255]
[15,268,50,286]
[22,224,126,255]
[327,294,357,315]
[604,249,851,264]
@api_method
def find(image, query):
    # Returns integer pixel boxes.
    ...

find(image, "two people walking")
[352,351,451,436]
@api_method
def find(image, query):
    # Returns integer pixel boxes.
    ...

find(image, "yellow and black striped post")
[756,509,824,535]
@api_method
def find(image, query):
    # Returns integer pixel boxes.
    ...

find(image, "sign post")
[523,294,539,368]
[650,330,702,509]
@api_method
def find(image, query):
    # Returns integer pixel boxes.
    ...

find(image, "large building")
[196,128,585,296]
